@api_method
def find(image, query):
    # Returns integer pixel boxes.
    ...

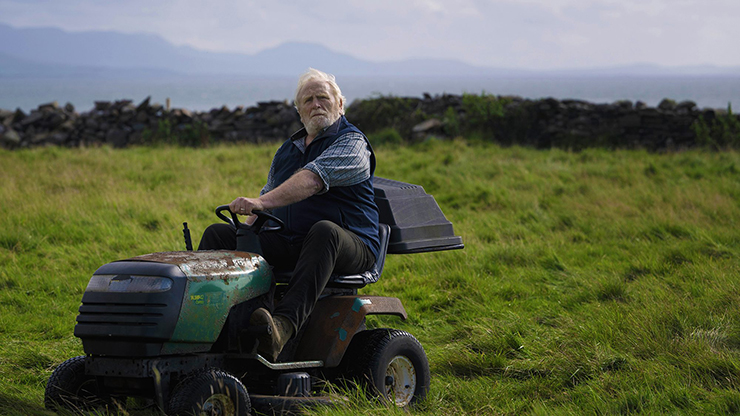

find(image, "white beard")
[303,112,341,136]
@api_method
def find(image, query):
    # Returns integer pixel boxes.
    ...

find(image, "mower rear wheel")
[343,329,430,407]
[168,369,250,416]
[44,355,109,413]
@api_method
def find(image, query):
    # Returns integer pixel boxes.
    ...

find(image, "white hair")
[294,68,345,114]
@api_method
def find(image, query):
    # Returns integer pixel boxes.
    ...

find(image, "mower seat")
[273,223,391,289]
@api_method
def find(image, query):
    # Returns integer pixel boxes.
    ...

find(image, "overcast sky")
[1,0,739,70]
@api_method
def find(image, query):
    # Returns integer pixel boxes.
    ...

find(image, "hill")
[1,23,739,78]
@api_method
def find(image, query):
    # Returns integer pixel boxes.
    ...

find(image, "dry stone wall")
[1,94,735,150]
[0,97,302,149]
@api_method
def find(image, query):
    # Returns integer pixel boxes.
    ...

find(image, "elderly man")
[198,68,379,361]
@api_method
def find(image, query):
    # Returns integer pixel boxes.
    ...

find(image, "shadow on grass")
[0,391,51,416]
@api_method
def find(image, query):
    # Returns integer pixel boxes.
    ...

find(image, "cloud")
[1,0,739,68]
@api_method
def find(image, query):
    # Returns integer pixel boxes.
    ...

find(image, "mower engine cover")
[74,251,272,357]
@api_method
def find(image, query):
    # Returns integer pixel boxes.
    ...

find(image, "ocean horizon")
[1,74,738,113]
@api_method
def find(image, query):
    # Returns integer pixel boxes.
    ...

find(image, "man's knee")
[306,220,342,244]
[203,223,229,238]
[198,223,235,250]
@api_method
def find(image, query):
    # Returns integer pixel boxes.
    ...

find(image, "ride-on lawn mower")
[45,177,463,415]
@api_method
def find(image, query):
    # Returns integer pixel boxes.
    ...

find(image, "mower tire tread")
[44,355,108,412]
[341,328,430,407]
[167,368,250,416]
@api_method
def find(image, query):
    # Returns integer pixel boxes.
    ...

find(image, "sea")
[1,74,738,113]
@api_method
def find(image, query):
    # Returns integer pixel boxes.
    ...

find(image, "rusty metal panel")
[295,296,407,367]
[125,251,273,353]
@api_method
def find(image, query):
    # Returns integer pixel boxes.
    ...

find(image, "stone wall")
[1,94,736,150]
[0,97,302,149]
[346,94,737,151]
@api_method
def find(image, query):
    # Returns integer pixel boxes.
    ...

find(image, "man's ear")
[338,97,345,114]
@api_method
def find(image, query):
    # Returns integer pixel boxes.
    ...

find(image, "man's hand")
[228,169,322,223]
[229,197,264,216]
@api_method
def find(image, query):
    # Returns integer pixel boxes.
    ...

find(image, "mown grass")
[0,140,739,415]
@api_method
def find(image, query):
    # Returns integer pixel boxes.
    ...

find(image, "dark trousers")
[198,220,375,332]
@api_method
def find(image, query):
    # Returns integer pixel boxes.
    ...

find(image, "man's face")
[297,80,343,136]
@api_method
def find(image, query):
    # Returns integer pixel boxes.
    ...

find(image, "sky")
[1,0,739,70]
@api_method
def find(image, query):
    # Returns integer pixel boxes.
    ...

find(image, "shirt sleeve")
[302,132,371,194]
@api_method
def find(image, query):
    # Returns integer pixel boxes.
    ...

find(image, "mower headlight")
[86,275,173,293]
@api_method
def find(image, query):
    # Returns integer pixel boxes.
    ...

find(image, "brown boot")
[249,308,295,361]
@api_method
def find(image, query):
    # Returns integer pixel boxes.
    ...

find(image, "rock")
[47,112,66,128]
[615,100,633,110]
[21,111,44,126]
[1,129,21,145]
[411,118,445,140]
[31,132,50,143]
[105,129,129,148]
[95,101,111,111]
[136,96,151,112]
[50,132,68,144]
[64,102,75,113]
[676,101,697,114]
[0,108,14,122]
[38,101,59,112]
[658,99,677,112]
[13,108,26,123]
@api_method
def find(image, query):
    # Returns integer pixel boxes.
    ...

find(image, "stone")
[658,99,677,112]
[95,101,111,111]
[50,132,68,143]
[676,101,697,114]
[47,113,66,128]
[149,103,163,114]
[13,108,26,123]
[105,129,129,148]
[38,101,59,112]
[0,109,14,121]
[136,96,151,112]
[1,129,21,145]
[411,118,445,140]
[31,132,50,143]
[59,120,75,131]
[615,100,633,110]
[21,111,44,126]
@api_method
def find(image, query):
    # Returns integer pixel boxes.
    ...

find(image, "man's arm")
[303,132,371,193]
[229,169,323,215]
[230,131,369,216]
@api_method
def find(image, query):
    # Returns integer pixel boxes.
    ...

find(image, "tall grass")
[0,141,738,415]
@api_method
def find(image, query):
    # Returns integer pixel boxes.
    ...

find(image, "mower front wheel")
[168,369,250,416]
[344,329,430,407]
[44,355,109,413]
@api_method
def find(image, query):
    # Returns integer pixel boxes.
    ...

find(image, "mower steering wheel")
[215,205,284,235]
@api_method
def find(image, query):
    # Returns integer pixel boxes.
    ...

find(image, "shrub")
[692,103,740,149]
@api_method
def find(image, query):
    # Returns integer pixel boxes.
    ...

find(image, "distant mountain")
[0,23,738,78]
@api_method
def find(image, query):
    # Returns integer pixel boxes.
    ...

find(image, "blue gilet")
[270,116,380,260]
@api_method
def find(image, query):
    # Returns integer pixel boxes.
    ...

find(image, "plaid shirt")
[261,130,371,196]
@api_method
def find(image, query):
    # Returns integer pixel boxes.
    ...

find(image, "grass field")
[1,140,739,415]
